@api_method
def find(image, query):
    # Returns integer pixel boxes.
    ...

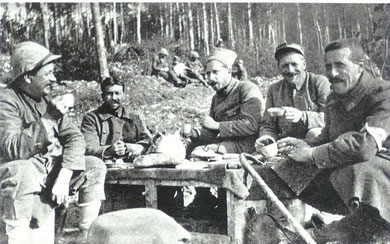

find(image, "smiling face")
[23,63,56,99]
[278,53,306,86]
[206,60,232,92]
[324,47,363,95]
[103,84,124,111]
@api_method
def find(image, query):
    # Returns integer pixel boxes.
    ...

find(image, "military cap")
[207,48,237,69]
[274,42,305,61]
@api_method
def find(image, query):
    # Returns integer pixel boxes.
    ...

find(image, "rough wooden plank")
[144,180,158,208]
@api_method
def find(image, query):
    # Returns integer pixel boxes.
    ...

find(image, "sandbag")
[88,208,191,244]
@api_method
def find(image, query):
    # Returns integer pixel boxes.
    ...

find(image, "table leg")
[144,180,158,208]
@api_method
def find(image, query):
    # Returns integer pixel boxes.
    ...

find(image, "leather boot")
[77,201,101,244]
[309,205,389,243]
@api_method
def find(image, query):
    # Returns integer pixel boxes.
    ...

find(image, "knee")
[84,156,107,180]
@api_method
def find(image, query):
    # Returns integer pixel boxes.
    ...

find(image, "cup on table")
[267,107,285,117]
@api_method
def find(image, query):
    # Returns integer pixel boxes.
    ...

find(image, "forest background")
[0,2,389,134]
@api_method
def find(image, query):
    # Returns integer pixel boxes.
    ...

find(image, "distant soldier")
[185,51,207,86]
[151,48,186,87]
[232,59,249,81]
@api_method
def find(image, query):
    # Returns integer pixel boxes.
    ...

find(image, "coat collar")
[217,77,238,96]
[330,71,370,111]
[283,71,307,91]
[96,104,134,121]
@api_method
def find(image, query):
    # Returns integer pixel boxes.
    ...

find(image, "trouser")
[0,155,106,243]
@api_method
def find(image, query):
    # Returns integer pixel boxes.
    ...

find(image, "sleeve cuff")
[312,143,333,168]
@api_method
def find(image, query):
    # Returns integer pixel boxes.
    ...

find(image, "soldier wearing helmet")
[0,41,106,243]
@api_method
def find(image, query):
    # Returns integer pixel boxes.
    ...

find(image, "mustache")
[330,77,344,84]
[283,72,297,77]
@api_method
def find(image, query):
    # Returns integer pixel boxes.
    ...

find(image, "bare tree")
[40,2,50,48]
[227,3,235,48]
[297,3,303,45]
[91,3,109,78]
[137,3,141,44]
[176,3,183,43]
[314,11,324,54]
[209,4,215,49]
[202,3,210,55]
[248,3,254,47]
[188,3,195,50]
[112,2,117,45]
[214,3,221,41]
[119,3,125,43]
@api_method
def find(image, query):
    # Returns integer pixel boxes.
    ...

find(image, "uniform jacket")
[312,71,390,167]
[81,104,152,158]
[185,59,203,73]
[151,55,169,75]
[259,72,330,139]
[0,88,85,170]
[196,78,265,153]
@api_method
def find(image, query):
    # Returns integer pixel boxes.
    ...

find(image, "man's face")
[25,63,56,99]
[103,84,124,111]
[324,47,362,95]
[278,53,306,86]
[206,60,231,92]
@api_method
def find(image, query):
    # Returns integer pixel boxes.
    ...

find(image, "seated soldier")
[185,51,207,86]
[255,43,330,150]
[183,48,265,155]
[0,41,106,244]
[151,48,185,87]
[171,56,195,85]
[81,76,152,165]
[232,59,249,81]
[263,38,390,243]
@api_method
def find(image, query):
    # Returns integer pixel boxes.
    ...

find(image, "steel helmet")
[10,41,61,85]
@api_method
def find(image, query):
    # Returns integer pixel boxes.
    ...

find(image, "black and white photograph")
[0,1,389,244]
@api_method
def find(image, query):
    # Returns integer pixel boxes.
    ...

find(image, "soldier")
[0,41,106,243]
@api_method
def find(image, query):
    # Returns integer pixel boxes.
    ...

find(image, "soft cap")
[274,42,305,61]
[207,48,237,69]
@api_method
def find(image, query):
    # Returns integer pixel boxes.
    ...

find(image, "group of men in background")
[1,35,389,244]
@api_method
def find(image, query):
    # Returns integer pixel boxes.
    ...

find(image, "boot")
[77,201,101,244]
[3,218,32,244]
[307,205,388,243]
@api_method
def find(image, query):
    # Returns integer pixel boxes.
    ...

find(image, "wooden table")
[105,166,270,244]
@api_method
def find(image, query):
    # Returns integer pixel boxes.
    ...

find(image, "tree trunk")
[247,3,254,48]
[337,17,343,39]
[314,11,324,54]
[323,7,330,45]
[91,3,109,79]
[188,3,195,50]
[196,8,201,48]
[177,3,183,43]
[40,2,50,49]
[119,3,125,43]
[112,2,117,45]
[159,5,164,37]
[202,3,210,55]
[165,4,169,38]
[297,3,303,45]
[282,7,286,42]
[136,3,141,44]
[209,5,215,49]
[169,3,174,39]
[214,3,221,41]
[53,4,60,45]
[182,3,188,44]
[366,5,374,38]
[343,6,347,38]
[227,3,235,48]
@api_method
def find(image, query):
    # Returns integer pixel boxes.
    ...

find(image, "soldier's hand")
[282,107,304,123]
[255,136,275,152]
[51,168,72,206]
[44,94,74,120]
[287,147,314,163]
[125,143,144,158]
[277,137,309,154]
[201,115,219,130]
